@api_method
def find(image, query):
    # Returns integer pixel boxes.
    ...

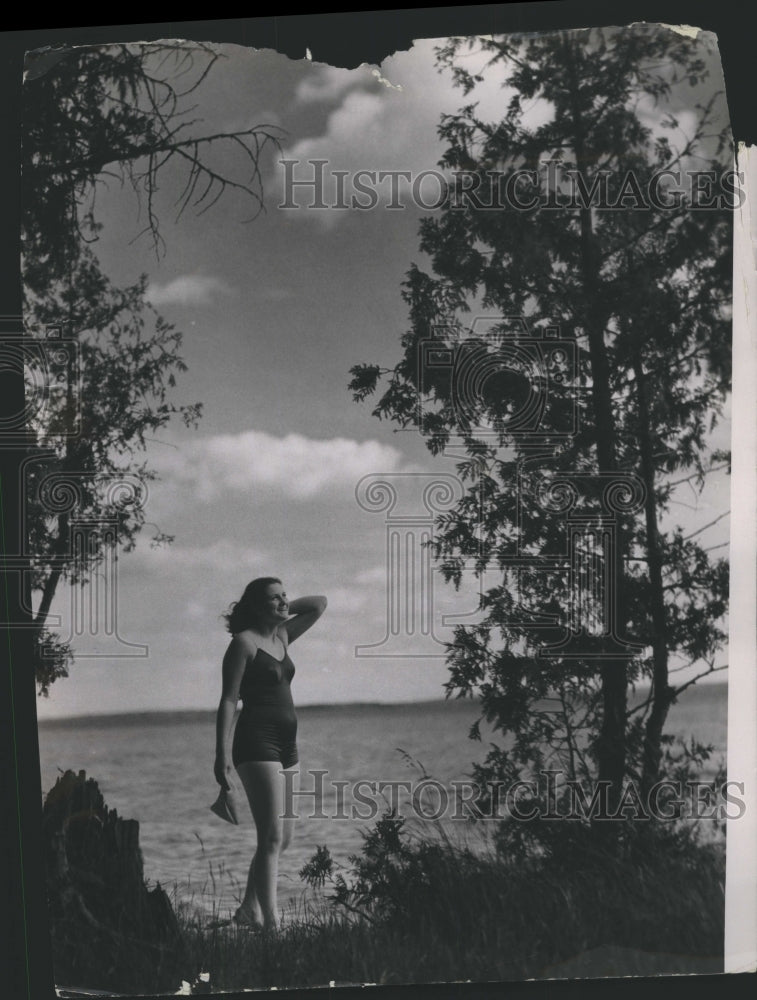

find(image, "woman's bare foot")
[232,904,264,931]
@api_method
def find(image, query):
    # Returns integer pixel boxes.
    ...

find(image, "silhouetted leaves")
[350,25,731,824]
[23,42,275,692]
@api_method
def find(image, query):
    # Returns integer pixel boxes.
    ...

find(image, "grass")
[159,819,725,995]
[48,790,725,994]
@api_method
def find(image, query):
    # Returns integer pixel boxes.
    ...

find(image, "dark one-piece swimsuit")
[232,645,299,770]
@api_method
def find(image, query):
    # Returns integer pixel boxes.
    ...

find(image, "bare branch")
[665,462,730,489]
[673,663,728,698]
[681,510,730,542]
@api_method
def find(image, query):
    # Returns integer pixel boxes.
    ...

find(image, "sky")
[31,27,733,719]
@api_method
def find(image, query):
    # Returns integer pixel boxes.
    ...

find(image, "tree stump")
[42,769,181,993]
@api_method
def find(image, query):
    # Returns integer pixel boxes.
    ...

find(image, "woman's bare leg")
[226,769,264,927]
[236,761,288,930]
[281,765,299,853]
[238,851,264,927]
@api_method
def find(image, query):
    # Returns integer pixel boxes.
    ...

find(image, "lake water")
[37,686,727,921]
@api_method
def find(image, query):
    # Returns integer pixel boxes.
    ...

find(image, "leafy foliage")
[349,25,731,820]
[300,811,459,923]
[22,42,281,283]
[22,42,277,692]
[299,803,725,966]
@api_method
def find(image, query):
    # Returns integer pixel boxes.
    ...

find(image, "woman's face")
[261,582,289,622]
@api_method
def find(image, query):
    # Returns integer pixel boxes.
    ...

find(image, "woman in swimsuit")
[214,576,327,931]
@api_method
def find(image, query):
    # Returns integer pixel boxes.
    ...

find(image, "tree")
[23,41,279,287]
[21,42,281,693]
[350,24,731,842]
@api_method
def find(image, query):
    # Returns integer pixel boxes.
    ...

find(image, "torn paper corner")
[737,142,757,271]
[22,37,227,83]
[625,20,704,41]
[23,46,72,83]
[656,23,703,39]
[371,67,403,92]
[295,45,405,92]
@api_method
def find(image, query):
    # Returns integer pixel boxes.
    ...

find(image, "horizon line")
[36,679,728,725]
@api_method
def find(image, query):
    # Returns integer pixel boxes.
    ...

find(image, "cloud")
[318,584,371,615]
[276,31,723,226]
[273,37,554,220]
[288,89,390,162]
[354,565,389,585]
[128,538,268,574]
[152,429,415,502]
[295,62,380,104]
[252,285,294,302]
[146,275,232,307]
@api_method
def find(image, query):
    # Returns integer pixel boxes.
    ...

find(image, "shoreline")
[37,680,729,728]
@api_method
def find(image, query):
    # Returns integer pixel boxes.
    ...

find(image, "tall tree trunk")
[34,510,69,627]
[632,345,673,798]
[564,34,627,812]
[1,320,48,998]
[34,342,76,635]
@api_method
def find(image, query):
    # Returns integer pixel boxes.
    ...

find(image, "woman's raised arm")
[281,595,327,644]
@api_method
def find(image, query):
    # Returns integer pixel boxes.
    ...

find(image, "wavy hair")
[223,577,282,634]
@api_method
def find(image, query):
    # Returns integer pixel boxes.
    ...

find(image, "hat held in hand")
[210,786,242,825]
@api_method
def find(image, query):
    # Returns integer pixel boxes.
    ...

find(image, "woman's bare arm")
[281,595,327,644]
[214,634,254,786]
